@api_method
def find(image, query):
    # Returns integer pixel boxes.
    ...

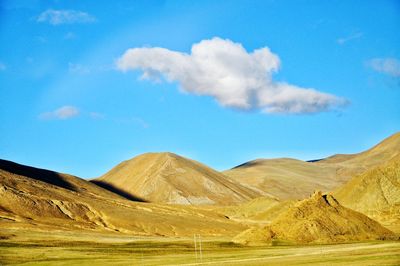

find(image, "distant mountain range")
[1,132,399,243]
[224,132,400,200]
[0,159,245,237]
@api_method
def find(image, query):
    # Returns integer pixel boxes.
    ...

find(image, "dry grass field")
[0,229,399,266]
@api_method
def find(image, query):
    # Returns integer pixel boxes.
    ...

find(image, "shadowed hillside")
[90,180,148,202]
[0,160,248,237]
[0,159,122,199]
[0,159,77,192]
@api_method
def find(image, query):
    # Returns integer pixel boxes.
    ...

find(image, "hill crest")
[334,154,400,230]
[95,152,262,205]
[224,132,400,200]
[233,191,396,245]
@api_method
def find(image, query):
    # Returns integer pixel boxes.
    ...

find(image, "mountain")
[95,152,262,205]
[224,132,400,200]
[0,159,247,237]
[220,196,294,223]
[0,159,123,201]
[334,154,400,231]
[233,191,396,245]
[224,158,340,200]
[316,132,400,176]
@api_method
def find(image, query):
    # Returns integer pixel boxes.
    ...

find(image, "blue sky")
[0,0,399,178]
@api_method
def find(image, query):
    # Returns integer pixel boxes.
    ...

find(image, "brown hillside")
[0,159,126,201]
[233,191,395,245]
[0,159,247,237]
[316,132,400,179]
[334,154,400,229]
[224,132,400,200]
[220,196,294,224]
[321,132,400,165]
[95,152,261,205]
[224,158,340,200]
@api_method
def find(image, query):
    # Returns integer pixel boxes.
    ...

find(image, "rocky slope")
[233,191,396,245]
[95,152,261,205]
[0,159,247,237]
[334,154,400,229]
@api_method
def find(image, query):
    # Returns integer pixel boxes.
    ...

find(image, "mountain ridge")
[224,132,400,200]
[334,153,400,231]
[0,159,248,237]
[95,152,262,205]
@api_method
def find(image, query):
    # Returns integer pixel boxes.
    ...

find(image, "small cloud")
[367,58,400,77]
[337,32,363,45]
[117,37,347,114]
[39,106,80,120]
[37,9,96,25]
[64,32,76,40]
[68,63,91,75]
[0,62,6,71]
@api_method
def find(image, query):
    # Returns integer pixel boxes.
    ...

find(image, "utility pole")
[194,234,204,264]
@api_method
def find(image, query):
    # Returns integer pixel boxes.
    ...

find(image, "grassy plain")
[0,229,399,266]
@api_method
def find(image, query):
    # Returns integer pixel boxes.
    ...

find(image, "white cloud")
[117,37,347,114]
[367,58,400,77]
[37,9,96,25]
[39,106,80,120]
[337,32,363,45]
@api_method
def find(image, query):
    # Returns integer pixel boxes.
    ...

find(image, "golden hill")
[233,191,396,245]
[321,132,400,165]
[0,159,247,237]
[224,158,340,200]
[0,159,124,201]
[224,132,400,200]
[316,132,400,177]
[334,154,400,230]
[220,196,294,224]
[95,152,261,205]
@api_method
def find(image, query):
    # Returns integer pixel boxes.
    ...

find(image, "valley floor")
[0,229,399,266]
